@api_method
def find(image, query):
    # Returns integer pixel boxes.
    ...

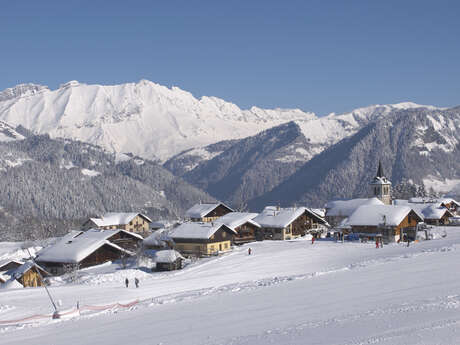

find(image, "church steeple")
[376,160,384,178]
[369,160,392,205]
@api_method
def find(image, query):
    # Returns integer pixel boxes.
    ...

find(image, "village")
[0,160,458,290]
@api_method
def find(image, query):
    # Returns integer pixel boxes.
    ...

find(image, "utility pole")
[26,247,60,319]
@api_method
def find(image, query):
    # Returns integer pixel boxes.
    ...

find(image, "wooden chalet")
[82,212,152,236]
[169,222,236,257]
[395,200,454,226]
[254,206,328,240]
[35,229,143,275]
[154,250,185,271]
[344,205,423,243]
[185,203,234,223]
[0,261,50,288]
[216,212,262,244]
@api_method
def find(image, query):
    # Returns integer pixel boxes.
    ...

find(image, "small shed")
[154,250,185,271]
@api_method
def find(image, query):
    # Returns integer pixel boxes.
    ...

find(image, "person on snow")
[248,248,252,255]
[311,236,315,245]
[375,240,379,249]
[135,277,139,288]
[125,278,129,288]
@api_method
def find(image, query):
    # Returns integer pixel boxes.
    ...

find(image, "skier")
[375,240,379,249]
[248,248,252,255]
[125,278,129,288]
[135,277,139,288]
[311,236,315,245]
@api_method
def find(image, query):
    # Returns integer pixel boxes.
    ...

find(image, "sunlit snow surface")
[0,227,459,345]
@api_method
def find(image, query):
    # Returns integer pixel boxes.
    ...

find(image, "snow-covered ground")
[0,227,459,344]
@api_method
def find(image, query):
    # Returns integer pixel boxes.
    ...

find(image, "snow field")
[0,227,459,344]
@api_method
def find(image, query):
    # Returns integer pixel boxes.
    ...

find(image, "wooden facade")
[17,266,50,287]
[261,210,326,241]
[156,258,183,271]
[350,210,422,243]
[233,222,260,244]
[191,204,233,222]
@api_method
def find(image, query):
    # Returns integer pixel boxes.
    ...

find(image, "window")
[223,232,227,238]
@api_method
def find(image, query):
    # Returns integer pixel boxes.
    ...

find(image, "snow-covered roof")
[370,176,391,185]
[12,261,49,278]
[311,208,325,218]
[0,259,23,270]
[345,205,421,227]
[143,229,171,248]
[215,212,260,231]
[407,203,453,220]
[185,203,233,218]
[90,212,152,227]
[407,197,459,207]
[325,198,384,217]
[169,222,235,240]
[36,229,138,264]
[155,250,184,263]
[254,207,322,229]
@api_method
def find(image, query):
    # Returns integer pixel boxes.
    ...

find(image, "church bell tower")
[369,160,392,205]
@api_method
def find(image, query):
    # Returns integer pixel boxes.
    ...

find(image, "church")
[369,161,392,205]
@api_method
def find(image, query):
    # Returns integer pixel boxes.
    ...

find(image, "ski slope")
[0,227,459,344]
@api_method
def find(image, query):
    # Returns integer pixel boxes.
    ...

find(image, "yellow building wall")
[175,241,231,256]
[100,215,150,233]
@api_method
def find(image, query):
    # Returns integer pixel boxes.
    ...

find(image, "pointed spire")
[376,160,384,178]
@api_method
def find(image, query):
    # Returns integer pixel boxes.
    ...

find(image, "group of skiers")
[125,277,139,288]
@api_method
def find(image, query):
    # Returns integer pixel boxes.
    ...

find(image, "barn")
[35,229,143,275]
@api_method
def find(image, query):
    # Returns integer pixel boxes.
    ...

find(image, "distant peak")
[0,83,49,102]
[59,80,81,89]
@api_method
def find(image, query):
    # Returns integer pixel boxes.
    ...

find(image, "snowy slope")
[0,80,315,161]
[0,227,459,345]
[0,121,25,142]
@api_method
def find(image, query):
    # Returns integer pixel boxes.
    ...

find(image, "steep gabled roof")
[89,212,152,227]
[185,203,234,218]
[215,212,260,231]
[254,207,309,228]
[170,222,236,240]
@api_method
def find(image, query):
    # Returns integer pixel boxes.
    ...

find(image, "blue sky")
[1,0,459,115]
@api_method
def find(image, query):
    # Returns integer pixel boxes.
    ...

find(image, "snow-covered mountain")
[166,102,446,176]
[0,80,316,161]
[165,106,460,209]
[0,80,441,163]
